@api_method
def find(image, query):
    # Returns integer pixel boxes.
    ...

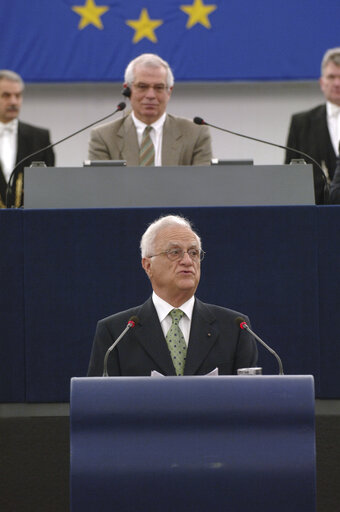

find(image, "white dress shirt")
[0,119,18,182]
[152,291,195,346]
[131,112,166,166]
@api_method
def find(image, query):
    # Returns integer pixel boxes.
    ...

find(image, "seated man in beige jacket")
[88,53,212,167]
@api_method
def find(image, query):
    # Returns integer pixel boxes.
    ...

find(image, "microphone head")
[235,316,247,329]
[193,116,205,125]
[128,315,139,328]
[117,101,126,111]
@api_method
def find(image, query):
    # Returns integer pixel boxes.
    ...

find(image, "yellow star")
[72,0,109,30]
[126,8,163,43]
[180,0,217,29]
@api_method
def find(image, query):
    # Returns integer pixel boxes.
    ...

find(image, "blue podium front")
[70,376,316,512]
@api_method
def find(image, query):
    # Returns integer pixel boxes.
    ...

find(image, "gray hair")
[0,69,24,90]
[321,48,340,75]
[140,215,201,258]
[124,53,174,89]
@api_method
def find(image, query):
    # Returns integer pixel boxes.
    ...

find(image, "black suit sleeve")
[233,316,258,372]
[17,123,55,169]
[37,129,55,166]
[88,318,121,376]
[285,114,302,164]
[330,158,340,204]
[23,128,55,167]
[284,112,328,204]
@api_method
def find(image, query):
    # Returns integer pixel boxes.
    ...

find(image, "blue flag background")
[1,0,340,82]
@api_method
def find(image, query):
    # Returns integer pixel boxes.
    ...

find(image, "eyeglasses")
[133,83,168,93]
[148,248,205,262]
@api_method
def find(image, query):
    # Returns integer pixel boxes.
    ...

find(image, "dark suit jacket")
[330,157,340,204]
[0,121,55,208]
[87,297,258,377]
[88,113,212,166]
[285,104,335,205]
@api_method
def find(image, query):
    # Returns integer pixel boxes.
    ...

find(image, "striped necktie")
[139,126,155,166]
[165,309,187,376]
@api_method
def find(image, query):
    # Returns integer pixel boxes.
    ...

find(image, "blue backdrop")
[1,0,340,82]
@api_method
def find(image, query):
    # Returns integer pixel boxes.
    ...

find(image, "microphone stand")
[6,102,126,208]
[194,117,330,204]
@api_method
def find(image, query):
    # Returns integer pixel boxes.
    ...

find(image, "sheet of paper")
[151,368,219,377]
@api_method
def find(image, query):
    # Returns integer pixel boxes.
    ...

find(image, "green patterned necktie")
[165,309,187,376]
[139,126,155,166]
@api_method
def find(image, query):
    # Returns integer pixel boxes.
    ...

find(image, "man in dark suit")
[88,53,212,166]
[285,47,340,204]
[0,70,55,208]
[88,215,257,377]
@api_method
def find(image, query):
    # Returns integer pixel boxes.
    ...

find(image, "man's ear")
[142,257,152,278]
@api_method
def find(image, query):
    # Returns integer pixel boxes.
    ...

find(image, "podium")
[70,375,316,512]
[24,164,315,208]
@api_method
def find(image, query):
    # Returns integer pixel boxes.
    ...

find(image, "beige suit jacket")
[88,113,212,166]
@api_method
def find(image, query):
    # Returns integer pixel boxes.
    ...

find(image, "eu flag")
[0,0,340,82]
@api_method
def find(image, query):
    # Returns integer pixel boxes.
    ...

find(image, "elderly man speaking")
[88,215,257,377]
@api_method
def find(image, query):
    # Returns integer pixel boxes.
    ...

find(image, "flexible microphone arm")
[235,317,284,375]
[194,116,330,204]
[102,316,139,377]
[6,101,126,208]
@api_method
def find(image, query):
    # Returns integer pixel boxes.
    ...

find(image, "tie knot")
[170,309,184,324]
[143,125,152,136]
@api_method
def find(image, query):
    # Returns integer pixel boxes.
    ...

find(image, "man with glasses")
[88,53,212,166]
[88,215,257,376]
[285,47,340,204]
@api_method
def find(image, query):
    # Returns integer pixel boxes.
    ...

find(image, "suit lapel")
[162,115,183,166]
[117,115,140,165]
[118,114,183,166]
[131,298,218,376]
[16,122,28,164]
[0,164,7,207]
[134,298,176,375]
[184,299,218,375]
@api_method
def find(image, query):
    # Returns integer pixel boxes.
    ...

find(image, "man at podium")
[88,215,257,376]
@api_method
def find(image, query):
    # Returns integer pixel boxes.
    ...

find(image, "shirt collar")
[152,291,195,322]
[0,118,18,134]
[131,112,166,133]
[326,101,340,117]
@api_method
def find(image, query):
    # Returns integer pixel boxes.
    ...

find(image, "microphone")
[235,316,284,375]
[193,116,329,204]
[6,101,126,208]
[102,315,139,377]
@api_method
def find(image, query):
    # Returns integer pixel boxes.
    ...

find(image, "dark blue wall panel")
[1,206,339,402]
[0,211,25,402]
[317,206,340,398]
